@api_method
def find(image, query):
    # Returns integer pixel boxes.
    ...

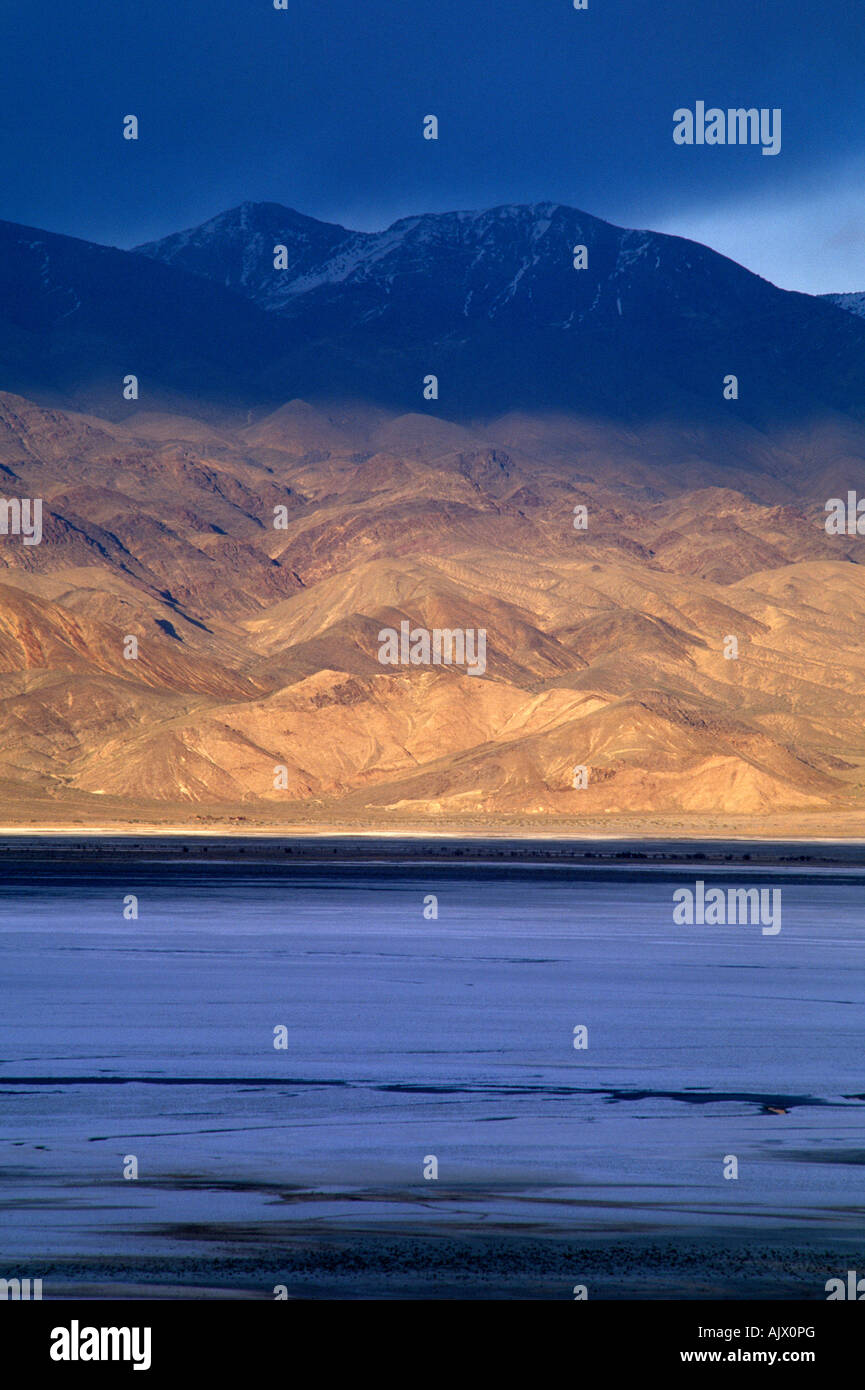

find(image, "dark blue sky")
[3,0,864,291]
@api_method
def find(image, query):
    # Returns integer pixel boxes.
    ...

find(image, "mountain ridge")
[0,199,859,424]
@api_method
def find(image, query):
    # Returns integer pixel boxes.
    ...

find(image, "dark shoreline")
[13,1229,865,1301]
[0,834,864,871]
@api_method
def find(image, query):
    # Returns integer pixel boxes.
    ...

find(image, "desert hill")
[0,388,862,829]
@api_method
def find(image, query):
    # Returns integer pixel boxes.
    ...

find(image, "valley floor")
[2,812,865,846]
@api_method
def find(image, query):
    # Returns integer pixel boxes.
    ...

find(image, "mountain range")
[3,200,865,424]
[0,200,864,832]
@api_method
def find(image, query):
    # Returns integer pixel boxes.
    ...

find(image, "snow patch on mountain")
[821,291,865,319]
